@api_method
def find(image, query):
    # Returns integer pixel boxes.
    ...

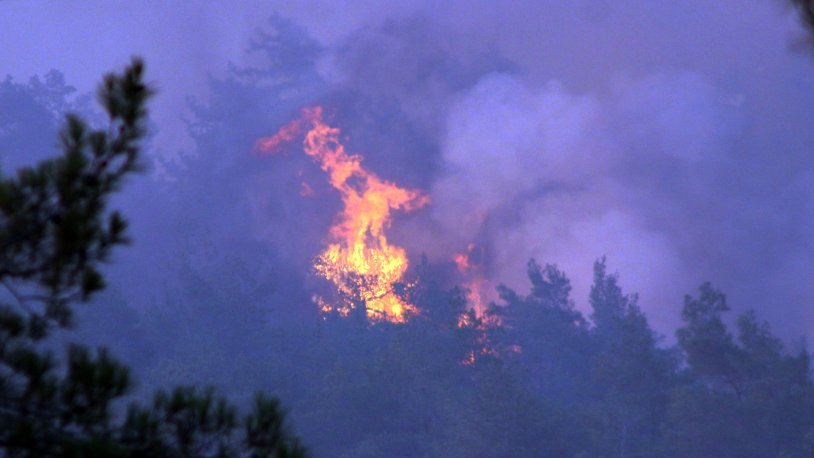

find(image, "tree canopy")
[0,59,305,458]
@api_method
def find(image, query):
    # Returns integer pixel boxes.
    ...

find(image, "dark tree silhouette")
[0,59,305,458]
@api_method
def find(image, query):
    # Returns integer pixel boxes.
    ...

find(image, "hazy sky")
[2,0,813,338]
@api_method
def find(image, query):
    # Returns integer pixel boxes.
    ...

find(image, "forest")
[3,3,814,457]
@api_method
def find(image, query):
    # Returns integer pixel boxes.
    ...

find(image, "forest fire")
[257,107,428,323]
[453,243,505,364]
[453,243,490,318]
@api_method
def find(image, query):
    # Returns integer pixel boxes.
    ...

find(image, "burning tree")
[258,107,428,323]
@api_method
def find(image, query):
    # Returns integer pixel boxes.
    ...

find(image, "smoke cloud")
[2,0,813,338]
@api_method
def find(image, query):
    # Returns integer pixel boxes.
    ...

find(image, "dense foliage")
[104,253,813,457]
[0,60,304,458]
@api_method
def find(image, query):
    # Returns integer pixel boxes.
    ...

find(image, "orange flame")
[255,116,309,154]
[258,107,428,322]
[453,243,503,364]
[453,243,489,317]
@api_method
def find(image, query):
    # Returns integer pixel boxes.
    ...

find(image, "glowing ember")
[258,107,428,322]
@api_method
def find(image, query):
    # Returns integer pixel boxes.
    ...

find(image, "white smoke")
[430,71,743,333]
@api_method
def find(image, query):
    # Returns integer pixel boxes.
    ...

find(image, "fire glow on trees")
[452,242,489,318]
[452,243,505,364]
[256,107,429,323]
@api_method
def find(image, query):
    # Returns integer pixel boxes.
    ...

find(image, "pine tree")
[0,58,305,458]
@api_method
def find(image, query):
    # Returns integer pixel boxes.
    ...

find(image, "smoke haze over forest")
[3,1,813,338]
[3,2,814,456]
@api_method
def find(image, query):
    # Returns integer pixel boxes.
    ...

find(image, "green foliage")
[662,284,814,457]
[578,259,677,456]
[0,60,305,457]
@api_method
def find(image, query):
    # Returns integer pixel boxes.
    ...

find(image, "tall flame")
[453,243,511,364]
[453,243,489,317]
[257,107,428,322]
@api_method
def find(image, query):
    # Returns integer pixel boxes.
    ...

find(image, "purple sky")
[2,0,813,338]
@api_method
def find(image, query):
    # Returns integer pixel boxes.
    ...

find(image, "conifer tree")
[0,58,305,458]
